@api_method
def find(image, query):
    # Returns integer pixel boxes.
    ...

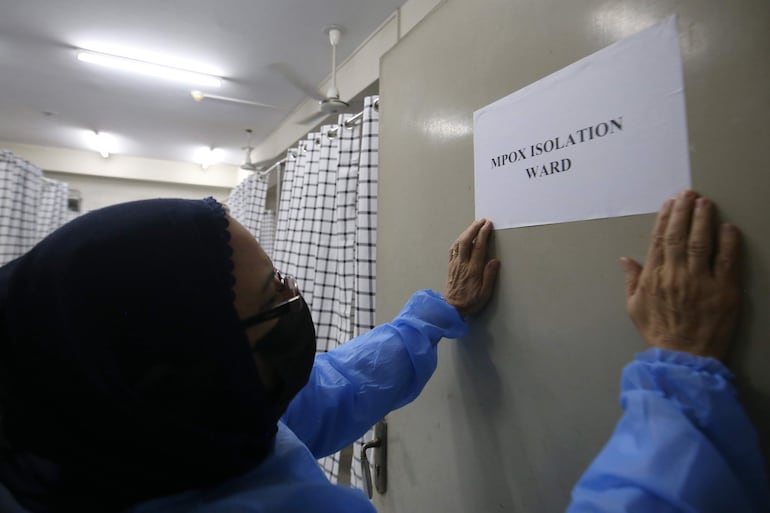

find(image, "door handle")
[360,420,387,499]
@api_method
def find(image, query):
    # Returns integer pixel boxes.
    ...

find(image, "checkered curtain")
[226,180,247,224]
[37,177,70,241]
[354,96,379,336]
[273,132,320,308]
[227,171,272,256]
[273,153,296,268]
[259,210,276,258]
[350,96,379,490]
[273,123,362,349]
[271,96,379,486]
[0,150,69,266]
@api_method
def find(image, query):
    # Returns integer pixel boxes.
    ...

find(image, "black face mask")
[252,296,317,417]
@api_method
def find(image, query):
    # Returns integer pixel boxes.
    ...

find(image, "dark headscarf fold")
[0,198,277,512]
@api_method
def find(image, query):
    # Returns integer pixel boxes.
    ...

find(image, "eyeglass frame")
[241,270,303,328]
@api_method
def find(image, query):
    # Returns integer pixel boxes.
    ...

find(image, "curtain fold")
[328,113,361,350]
[37,177,70,241]
[227,171,270,245]
[258,210,276,258]
[354,96,379,337]
[350,97,380,490]
[307,123,344,352]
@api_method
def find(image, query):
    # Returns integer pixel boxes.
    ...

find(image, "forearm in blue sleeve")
[281,290,467,459]
[567,348,770,513]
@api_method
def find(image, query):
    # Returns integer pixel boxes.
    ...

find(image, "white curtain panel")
[273,154,296,269]
[274,134,312,283]
[0,150,41,265]
[227,172,271,253]
[354,96,379,337]
[274,132,317,313]
[37,177,69,241]
[271,96,380,487]
[0,150,69,266]
[350,96,380,490]
[326,112,361,353]
[226,180,247,227]
[273,120,362,351]
[258,209,276,258]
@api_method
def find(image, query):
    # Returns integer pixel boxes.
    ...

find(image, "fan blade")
[194,92,287,110]
[270,62,326,102]
[296,110,329,126]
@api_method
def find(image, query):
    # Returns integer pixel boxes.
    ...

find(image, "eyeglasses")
[241,270,303,328]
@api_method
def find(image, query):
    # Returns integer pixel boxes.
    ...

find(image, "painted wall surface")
[2,141,243,188]
[44,171,231,212]
[376,1,770,512]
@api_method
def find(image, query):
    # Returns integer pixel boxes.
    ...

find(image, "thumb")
[620,257,642,298]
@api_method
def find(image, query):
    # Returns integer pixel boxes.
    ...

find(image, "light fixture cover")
[78,51,222,88]
[195,147,223,169]
[88,131,114,158]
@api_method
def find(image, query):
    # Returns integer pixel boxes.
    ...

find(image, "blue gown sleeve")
[280,290,467,459]
[566,348,770,513]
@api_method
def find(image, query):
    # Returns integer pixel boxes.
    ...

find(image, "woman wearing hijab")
[0,197,499,513]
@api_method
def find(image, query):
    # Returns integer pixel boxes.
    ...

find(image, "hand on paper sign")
[444,219,501,318]
[621,190,741,360]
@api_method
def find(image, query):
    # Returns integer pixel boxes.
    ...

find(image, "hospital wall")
[374,1,770,512]
[44,171,231,213]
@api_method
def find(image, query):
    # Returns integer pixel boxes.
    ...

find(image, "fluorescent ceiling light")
[195,147,223,169]
[88,131,114,158]
[78,51,222,88]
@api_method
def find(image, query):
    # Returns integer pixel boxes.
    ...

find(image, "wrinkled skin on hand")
[621,190,741,361]
[444,219,501,318]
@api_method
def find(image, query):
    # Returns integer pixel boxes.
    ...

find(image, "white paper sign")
[473,16,690,229]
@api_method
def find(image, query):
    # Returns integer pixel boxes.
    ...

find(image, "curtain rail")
[256,158,287,178]
[255,98,379,178]
[326,98,379,138]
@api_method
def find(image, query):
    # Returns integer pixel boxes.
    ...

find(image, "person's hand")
[444,219,500,318]
[620,190,741,360]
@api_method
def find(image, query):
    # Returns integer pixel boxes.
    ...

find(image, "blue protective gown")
[0,291,767,512]
[127,289,468,513]
[566,348,770,513]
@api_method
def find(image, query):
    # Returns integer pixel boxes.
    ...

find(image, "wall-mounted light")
[195,147,223,169]
[77,50,222,88]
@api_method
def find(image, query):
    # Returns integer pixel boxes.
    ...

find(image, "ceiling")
[0,0,405,167]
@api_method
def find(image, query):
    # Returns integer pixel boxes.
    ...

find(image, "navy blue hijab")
[0,198,281,512]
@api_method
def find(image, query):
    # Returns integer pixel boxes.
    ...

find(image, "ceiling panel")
[0,0,404,165]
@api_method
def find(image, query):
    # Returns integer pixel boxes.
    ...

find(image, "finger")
[456,219,486,260]
[664,190,698,266]
[644,199,673,270]
[620,257,643,298]
[471,220,493,266]
[687,197,714,275]
[480,259,501,300]
[714,223,741,284]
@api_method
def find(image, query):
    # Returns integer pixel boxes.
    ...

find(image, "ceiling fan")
[271,26,352,126]
[239,129,271,171]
